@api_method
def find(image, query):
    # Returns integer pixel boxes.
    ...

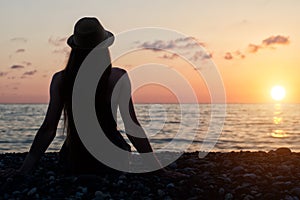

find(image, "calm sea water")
[0,104,299,153]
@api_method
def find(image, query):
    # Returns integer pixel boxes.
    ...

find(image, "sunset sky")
[0,0,299,103]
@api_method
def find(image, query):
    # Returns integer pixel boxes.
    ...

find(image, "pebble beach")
[1,148,300,200]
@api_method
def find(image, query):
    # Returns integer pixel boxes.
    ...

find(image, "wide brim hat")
[67,17,114,49]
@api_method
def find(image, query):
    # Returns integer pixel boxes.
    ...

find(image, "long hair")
[62,47,112,139]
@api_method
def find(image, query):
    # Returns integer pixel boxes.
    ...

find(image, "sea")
[0,103,300,153]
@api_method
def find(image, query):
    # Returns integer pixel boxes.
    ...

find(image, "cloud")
[190,51,212,61]
[247,44,261,53]
[175,37,206,47]
[240,19,248,24]
[49,36,70,60]
[52,46,69,54]
[0,72,8,77]
[22,61,32,66]
[138,37,205,52]
[174,37,195,42]
[262,35,290,46]
[224,52,233,60]
[223,51,245,61]
[48,36,67,46]
[23,70,37,76]
[247,35,290,54]
[159,53,179,60]
[138,37,210,62]
[138,40,175,51]
[203,52,213,59]
[15,49,25,53]
[10,37,27,43]
[225,35,290,60]
[10,65,25,69]
[234,51,245,59]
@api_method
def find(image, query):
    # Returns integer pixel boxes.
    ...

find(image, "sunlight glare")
[271,85,286,101]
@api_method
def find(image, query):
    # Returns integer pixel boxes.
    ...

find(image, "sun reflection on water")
[273,116,282,125]
[271,103,287,138]
[271,129,288,138]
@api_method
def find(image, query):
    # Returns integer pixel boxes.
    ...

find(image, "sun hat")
[67,17,114,49]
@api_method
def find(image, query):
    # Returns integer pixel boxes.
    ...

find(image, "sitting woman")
[11,17,160,175]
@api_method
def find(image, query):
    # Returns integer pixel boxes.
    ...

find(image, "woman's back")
[60,67,131,174]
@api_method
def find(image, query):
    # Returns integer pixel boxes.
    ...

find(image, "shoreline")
[1,148,300,199]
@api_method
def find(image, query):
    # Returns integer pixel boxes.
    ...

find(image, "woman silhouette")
[11,17,159,175]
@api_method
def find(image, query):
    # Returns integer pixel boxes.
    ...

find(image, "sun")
[271,85,286,101]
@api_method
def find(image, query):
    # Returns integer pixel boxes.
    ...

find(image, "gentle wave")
[0,104,300,153]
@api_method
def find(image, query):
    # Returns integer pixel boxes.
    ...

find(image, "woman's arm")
[118,72,164,170]
[118,72,153,153]
[19,72,64,174]
[125,98,154,153]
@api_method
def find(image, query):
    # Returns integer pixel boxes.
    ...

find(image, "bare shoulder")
[110,67,128,81]
[52,70,64,80]
[50,70,64,94]
[111,67,127,76]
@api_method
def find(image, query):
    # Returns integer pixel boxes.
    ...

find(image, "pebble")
[81,187,88,194]
[119,174,127,180]
[222,159,233,167]
[3,193,9,199]
[169,162,178,169]
[291,187,300,197]
[49,176,55,181]
[135,182,144,190]
[284,195,295,200]
[278,164,290,172]
[183,167,194,173]
[225,193,233,200]
[117,180,124,185]
[6,177,13,182]
[165,196,173,200]
[95,191,103,197]
[27,187,37,196]
[243,173,257,179]
[166,183,175,189]
[157,189,165,197]
[275,147,292,155]
[263,193,277,199]
[231,166,244,174]
[22,188,29,193]
[220,176,232,183]
[76,192,83,197]
[243,194,254,200]
[12,190,20,195]
[47,171,55,176]
[95,191,110,199]
[1,151,300,199]
[250,190,258,195]
[131,190,140,197]
[218,187,225,195]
